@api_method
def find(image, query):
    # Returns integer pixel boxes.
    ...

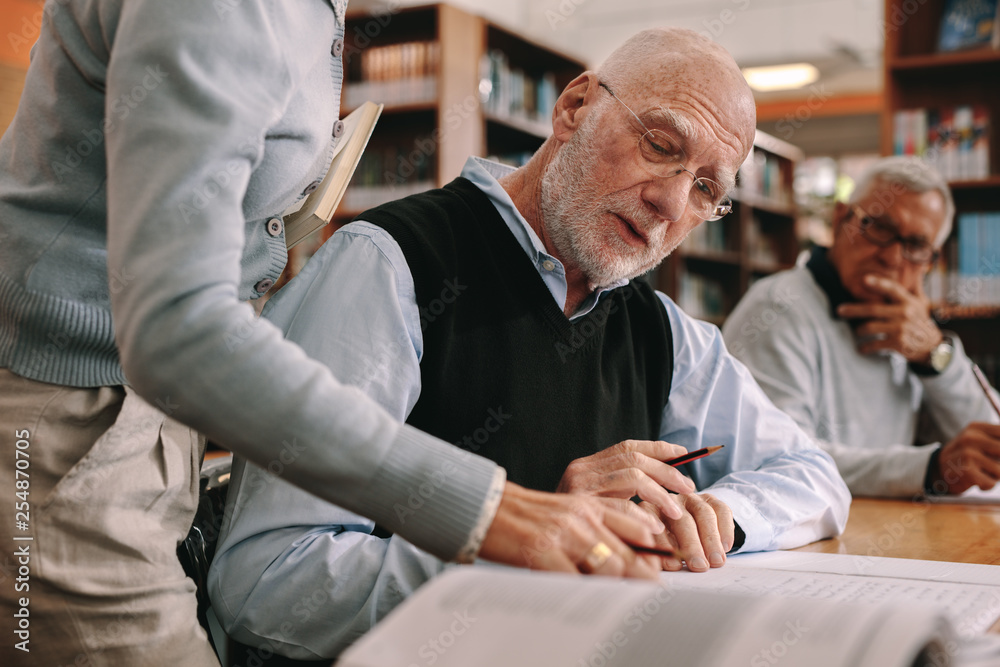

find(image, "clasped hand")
[556,439,734,572]
[837,274,942,364]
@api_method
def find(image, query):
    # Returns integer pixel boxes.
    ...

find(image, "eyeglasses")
[850,206,939,264]
[599,82,732,221]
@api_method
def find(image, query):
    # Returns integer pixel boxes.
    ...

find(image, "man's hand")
[929,422,1000,494]
[837,274,942,364]
[477,482,664,578]
[555,440,697,521]
[638,493,734,572]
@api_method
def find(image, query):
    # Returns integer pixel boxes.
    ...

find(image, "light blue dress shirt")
[208,157,850,660]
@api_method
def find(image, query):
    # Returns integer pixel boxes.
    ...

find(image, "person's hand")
[637,492,734,573]
[555,440,697,521]
[836,274,942,364]
[477,482,664,579]
[928,422,1000,494]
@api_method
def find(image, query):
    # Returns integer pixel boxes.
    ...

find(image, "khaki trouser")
[0,369,219,666]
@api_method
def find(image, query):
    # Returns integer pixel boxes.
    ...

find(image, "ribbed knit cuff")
[354,422,503,562]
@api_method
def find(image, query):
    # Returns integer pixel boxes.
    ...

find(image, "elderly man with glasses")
[725,156,1000,500]
[207,27,849,662]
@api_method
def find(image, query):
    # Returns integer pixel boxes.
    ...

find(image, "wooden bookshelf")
[657,130,803,324]
[883,0,1000,385]
[274,3,585,291]
[338,3,584,218]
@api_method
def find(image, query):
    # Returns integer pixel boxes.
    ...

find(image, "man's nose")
[877,239,906,267]
[640,171,691,223]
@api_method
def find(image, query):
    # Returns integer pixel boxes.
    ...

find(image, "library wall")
[0,63,26,136]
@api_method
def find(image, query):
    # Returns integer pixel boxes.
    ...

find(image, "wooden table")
[792,497,1000,632]
[792,497,1000,565]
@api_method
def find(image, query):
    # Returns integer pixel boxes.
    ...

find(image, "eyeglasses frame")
[597,81,733,221]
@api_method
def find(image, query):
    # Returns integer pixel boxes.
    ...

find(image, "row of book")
[478,50,559,126]
[747,216,782,267]
[340,139,436,212]
[676,271,725,321]
[925,212,1000,305]
[937,0,1000,52]
[739,148,792,205]
[345,40,440,83]
[892,106,990,181]
[682,218,730,255]
[343,41,439,109]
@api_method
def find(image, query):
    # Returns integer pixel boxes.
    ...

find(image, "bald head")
[595,27,756,169]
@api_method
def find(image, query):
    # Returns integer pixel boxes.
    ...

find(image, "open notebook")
[282,101,383,248]
[337,552,1000,667]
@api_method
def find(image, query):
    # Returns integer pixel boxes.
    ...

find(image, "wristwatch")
[927,337,955,374]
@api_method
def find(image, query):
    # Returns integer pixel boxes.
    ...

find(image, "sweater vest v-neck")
[358,177,674,492]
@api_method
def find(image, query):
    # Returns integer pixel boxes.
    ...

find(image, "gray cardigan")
[0,0,500,561]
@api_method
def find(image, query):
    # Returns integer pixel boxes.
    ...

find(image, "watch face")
[931,342,954,372]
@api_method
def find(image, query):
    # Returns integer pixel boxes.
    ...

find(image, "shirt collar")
[459,157,627,317]
[805,246,854,319]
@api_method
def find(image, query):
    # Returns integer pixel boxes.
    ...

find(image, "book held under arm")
[282,101,383,248]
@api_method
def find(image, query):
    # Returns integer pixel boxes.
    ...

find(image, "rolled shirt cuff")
[353,422,506,563]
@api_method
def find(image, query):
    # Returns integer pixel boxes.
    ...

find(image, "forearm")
[817,439,936,498]
[105,0,497,560]
[919,336,1000,437]
[211,517,446,659]
[704,447,849,553]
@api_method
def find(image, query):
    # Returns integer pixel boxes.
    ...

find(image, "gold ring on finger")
[580,541,613,573]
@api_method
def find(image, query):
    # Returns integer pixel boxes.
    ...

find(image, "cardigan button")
[266,217,283,237]
[302,179,322,196]
[332,120,345,138]
[331,38,344,58]
[254,278,274,294]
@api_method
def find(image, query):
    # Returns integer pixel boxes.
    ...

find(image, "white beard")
[539,112,678,289]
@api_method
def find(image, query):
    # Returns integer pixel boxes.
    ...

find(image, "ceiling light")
[741,63,820,92]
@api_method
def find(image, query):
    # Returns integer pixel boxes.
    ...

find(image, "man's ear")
[551,72,600,143]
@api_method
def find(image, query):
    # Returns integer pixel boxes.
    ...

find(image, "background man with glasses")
[208,27,849,661]
[725,156,1000,499]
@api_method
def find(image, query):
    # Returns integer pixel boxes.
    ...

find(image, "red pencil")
[665,445,724,467]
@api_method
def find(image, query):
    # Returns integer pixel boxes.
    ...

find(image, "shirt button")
[266,217,283,237]
[332,120,345,138]
[331,38,344,58]
[254,278,274,294]
[542,260,556,272]
[302,179,322,196]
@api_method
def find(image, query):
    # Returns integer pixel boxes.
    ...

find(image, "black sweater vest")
[359,177,674,492]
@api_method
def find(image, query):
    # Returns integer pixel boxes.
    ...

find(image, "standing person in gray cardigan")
[0,1,668,664]
[724,157,1000,498]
